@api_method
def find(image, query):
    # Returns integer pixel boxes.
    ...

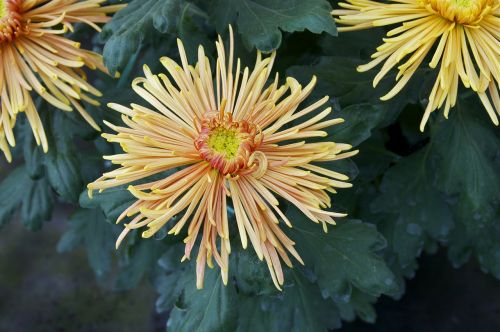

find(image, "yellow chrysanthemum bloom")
[0,0,125,161]
[88,27,358,289]
[332,0,500,130]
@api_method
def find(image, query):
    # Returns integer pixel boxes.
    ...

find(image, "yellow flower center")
[0,0,23,43]
[0,1,6,20]
[207,127,241,160]
[424,0,498,24]
[195,110,262,175]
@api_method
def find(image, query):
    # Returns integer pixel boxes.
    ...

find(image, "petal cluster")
[89,27,358,289]
[0,0,124,161]
[332,0,500,130]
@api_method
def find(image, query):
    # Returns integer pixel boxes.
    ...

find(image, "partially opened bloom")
[88,27,358,289]
[0,0,124,161]
[332,0,500,130]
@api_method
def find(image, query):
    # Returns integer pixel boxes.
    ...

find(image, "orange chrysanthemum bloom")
[332,0,500,130]
[0,0,124,161]
[88,27,358,289]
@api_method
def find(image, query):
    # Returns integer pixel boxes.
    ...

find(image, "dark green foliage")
[43,112,84,203]
[168,268,238,332]
[57,208,117,277]
[327,103,386,147]
[115,238,167,290]
[432,104,500,224]
[79,186,134,222]
[209,0,336,51]
[1,1,499,331]
[431,104,500,278]
[0,166,54,230]
[290,216,400,299]
[234,270,342,332]
[101,0,184,74]
[153,213,398,330]
[157,245,343,332]
[155,246,189,312]
[334,289,377,323]
[371,149,454,276]
[23,121,45,179]
[20,175,54,230]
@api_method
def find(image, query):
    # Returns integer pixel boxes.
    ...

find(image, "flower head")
[332,0,500,130]
[88,26,358,289]
[0,0,125,161]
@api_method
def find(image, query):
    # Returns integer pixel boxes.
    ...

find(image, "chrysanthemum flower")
[88,26,358,289]
[0,0,124,161]
[332,0,500,130]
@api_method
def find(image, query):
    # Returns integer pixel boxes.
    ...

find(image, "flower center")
[0,0,24,43]
[424,0,498,24]
[207,127,241,160]
[0,1,6,19]
[195,111,262,175]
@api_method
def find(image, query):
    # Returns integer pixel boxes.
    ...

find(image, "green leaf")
[447,217,500,279]
[286,57,399,147]
[57,208,117,277]
[354,131,399,182]
[80,186,134,222]
[0,166,53,230]
[177,3,215,60]
[115,239,167,290]
[334,289,377,324]
[0,167,30,227]
[318,32,436,121]
[234,296,273,332]
[167,268,238,332]
[371,149,454,272]
[230,248,276,296]
[288,56,379,106]
[431,103,500,278]
[320,30,385,58]
[289,211,400,300]
[157,246,360,331]
[210,0,336,51]
[43,112,83,203]
[20,176,54,231]
[236,270,341,332]
[45,152,81,202]
[102,0,183,74]
[287,56,431,130]
[431,101,500,224]
[327,103,386,147]
[155,245,188,313]
[22,121,45,179]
